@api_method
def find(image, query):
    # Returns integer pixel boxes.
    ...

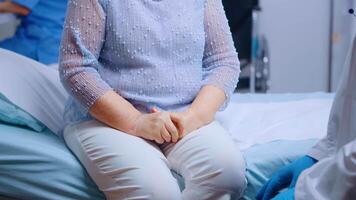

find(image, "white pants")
[63,120,246,200]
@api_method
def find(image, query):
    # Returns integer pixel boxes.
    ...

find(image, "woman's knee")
[138,170,182,200]
[201,125,247,194]
[105,167,182,200]
[186,152,247,199]
[212,153,247,195]
[63,121,182,200]
[196,147,247,197]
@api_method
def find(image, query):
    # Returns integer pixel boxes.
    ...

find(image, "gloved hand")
[271,188,295,200]
[256,155,317,200]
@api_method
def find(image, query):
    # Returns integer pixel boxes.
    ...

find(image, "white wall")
[259,0,331,93]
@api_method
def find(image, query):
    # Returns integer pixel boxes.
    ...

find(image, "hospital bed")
[0,49,333,200]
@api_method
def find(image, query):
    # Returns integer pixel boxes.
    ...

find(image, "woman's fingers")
[151,108,180,143]
[161,112,178,143]
[165,119,179,143]
[170,113,185,138]
[151,115,165,144]
[160,126,172,143]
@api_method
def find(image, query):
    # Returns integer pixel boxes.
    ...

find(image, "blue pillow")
[0,94,45,132]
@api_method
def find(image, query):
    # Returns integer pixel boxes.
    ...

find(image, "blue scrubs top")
[0,0,67,64]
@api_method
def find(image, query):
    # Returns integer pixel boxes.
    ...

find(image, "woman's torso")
[65,0,207,124]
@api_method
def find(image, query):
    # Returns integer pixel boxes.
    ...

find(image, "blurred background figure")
[0,0,67,64]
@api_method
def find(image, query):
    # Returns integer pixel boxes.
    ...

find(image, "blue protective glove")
[256,155,317,200]
[271,188,295,200]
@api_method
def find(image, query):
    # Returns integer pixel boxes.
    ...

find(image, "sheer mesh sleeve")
[59,0,113,111]
[202,0,241,110]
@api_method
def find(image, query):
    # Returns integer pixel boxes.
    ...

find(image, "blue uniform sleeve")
[11,0,40,10]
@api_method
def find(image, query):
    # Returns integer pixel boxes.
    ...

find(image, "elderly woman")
[59,0,246,199]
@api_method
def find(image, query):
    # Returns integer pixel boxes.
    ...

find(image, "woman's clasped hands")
[129,107,205,144]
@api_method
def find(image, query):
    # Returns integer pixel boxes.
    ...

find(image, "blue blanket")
[0,124,104,200]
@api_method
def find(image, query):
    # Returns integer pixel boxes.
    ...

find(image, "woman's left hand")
[151,108,206,139]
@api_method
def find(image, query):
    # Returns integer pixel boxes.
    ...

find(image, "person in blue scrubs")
[0,0,67,64]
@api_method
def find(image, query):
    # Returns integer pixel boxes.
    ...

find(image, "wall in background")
[259,0,331,93]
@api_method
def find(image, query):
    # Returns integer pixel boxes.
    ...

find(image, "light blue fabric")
[0,0,67,64]
[0,123,104,200]
[0,94,45,132]
[0,121,317,200]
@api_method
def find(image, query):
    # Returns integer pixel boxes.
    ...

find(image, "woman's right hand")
[129,112,179,144]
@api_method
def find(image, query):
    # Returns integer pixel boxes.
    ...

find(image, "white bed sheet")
[217,94,333,150]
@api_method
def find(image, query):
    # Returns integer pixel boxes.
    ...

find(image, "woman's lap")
[161,121,247,199]
[63,120,181,199]
[64,120,246,200]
